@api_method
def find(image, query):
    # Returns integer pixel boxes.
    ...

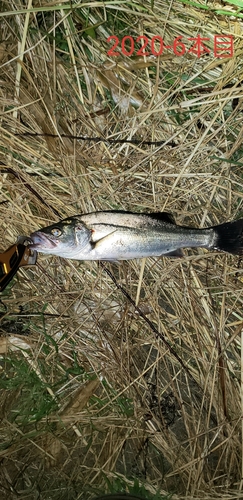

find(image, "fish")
[29,211,243,261]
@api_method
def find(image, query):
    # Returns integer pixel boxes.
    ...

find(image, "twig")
[14,132,177,147]
[0,166,61,218]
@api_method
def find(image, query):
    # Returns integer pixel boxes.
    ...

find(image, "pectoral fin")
[91,229,118,246]
[91,230,120,261]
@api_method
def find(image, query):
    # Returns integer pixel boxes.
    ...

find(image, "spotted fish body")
[29,211,243,261]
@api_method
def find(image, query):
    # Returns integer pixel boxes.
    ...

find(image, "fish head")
[29,217,91,258]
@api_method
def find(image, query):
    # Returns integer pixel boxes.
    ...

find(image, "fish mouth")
[29,231,57,250]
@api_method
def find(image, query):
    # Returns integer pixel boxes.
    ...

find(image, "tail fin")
[212,219,243,255]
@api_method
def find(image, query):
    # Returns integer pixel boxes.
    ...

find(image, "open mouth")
[29,231,57,250]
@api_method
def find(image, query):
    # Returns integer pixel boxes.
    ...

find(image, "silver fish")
[29,211,243,261]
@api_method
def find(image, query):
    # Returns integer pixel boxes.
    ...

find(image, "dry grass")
[1,1,243,499]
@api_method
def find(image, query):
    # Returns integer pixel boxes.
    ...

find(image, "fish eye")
[51,228,62,237]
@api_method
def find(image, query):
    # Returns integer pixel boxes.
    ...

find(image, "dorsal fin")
[149,212,176,225]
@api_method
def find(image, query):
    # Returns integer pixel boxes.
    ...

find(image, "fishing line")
[100,262,200,385]
[15,132,177,147]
